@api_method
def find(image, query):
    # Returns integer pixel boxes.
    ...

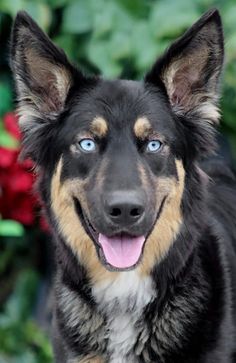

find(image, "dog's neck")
[92,270,155,314]
[92,271,155,363]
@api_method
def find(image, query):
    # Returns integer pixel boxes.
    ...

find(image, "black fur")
[10,9,236,363]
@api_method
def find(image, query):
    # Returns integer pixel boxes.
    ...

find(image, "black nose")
[104,191,145,227]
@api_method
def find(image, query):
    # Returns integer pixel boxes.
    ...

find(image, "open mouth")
[74,197,166,271]
[98,233,146,270]
[74,199,146,271]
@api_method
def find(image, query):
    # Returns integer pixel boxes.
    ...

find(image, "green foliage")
[0,0,236,362]
[62,0,93,34]
[0,119,18,148]
[0,79,12,115]
[0,0,51,30]
[0,220,24,237]
[0,270,53,363]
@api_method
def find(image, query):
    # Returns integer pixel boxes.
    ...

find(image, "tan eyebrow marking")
[90,116,108,137]
[134,117,152,139]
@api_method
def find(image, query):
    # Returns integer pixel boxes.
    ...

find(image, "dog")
[10,8,236,363]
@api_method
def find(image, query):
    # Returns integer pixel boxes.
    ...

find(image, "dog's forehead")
[67,79,174,132]
[90,79,147,107]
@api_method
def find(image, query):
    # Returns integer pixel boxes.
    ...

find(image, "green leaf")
[0,0,24,16]
[0,129,19,148]
[87,39,122,78]
[46,0,68,8]
[223,4,236,33]
[62,0,93,34]
[0,82,12,116]
[53,34,77,60]
[117,0,149,18]
[8,351,37,363]
[24,2,52,31]
[131,22,168,73]
[0,248,14,274]
[24,320,53,358]
[92,0,134,39]
[225,33,236,62]
[0,1,51,31]
[0,220,24,237]
[92,0,115,38]
[150,0,199,39]
[4,269,39,322]
[108,31,131,61]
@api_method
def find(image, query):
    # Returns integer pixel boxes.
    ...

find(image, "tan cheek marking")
[138,162,149,189]
[139,159,185,276]
[91,116,108,137]
[94,158,108,191]
[50,158,118,284]
[134,117,152,139]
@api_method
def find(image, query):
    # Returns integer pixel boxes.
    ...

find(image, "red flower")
[0,112,50,232]
[0,147,35,225]
[7,163,35,193]
[7,193,36,226]
[0,147,18,168]
[3,112,21,140]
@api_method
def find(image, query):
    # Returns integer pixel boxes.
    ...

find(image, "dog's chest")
[92,271,155,363]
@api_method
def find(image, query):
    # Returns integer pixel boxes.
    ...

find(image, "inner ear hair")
[24,48,72,114]
[11,11,74,118]
[162,24,222,115]
[162,48,209,110]
[145,9,224,123]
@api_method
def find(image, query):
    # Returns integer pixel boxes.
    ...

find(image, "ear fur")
[11,12,76,122]
[145,9,224,158]
[10,11,94,163]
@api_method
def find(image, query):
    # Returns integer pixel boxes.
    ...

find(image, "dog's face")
[11,10,223,276]
[49,80,185,273]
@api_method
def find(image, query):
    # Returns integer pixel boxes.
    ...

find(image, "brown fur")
[94,158,108,190]
[139,160,185,275]
[134,117,152,139]
[90,117,108,138]
[51,158,118,284]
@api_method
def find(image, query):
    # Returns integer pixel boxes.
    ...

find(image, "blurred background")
[0,0,236,362]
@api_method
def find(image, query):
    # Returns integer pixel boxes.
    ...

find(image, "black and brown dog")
[10,8,236,363]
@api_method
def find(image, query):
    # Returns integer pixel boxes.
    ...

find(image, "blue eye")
[146,140,162,153]
[79,139,96,152]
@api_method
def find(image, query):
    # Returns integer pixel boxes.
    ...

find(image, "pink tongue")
[98,234,145,269]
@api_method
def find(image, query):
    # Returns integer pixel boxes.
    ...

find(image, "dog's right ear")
[10,11,92,162]
[145,9,224,159]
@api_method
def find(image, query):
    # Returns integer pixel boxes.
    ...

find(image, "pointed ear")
[10,12,77,121]
[145,9,224,126]
[10,11,92,163]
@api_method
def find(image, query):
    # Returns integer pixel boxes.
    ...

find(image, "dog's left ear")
[10,11,79,120]
[10,11,93,163]
[145,9,224,156]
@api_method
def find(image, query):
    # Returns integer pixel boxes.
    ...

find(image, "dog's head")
[10,10,223,278]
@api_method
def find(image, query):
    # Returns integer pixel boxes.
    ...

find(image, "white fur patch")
[92,271,155,363]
